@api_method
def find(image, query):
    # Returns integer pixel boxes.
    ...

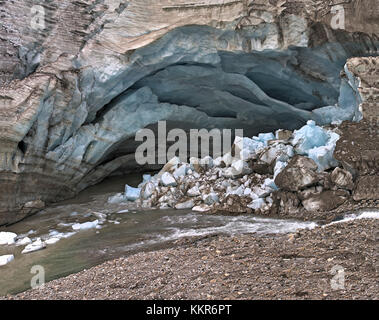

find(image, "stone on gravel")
[231,159,252,175]
[272,191,301,215]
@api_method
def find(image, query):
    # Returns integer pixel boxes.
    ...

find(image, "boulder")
[298,186,323,201]
[274,156,319,192]
[302,190,348,212]
[275,129,293,141]
[187,185,201,197]
[273,161,288,179]
[353,175,379,201]
[330,167,354,190]
[250,160,273,175]
[271,191,301,215]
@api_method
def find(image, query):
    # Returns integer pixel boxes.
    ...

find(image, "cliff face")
[0,0,378,225]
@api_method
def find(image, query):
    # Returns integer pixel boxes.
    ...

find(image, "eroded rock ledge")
[0,0,378,225]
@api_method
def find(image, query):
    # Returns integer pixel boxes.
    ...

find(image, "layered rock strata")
[0,0,378,224]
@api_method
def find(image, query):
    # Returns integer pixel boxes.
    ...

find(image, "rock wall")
[0,0,378,225]
[347,57,379,124]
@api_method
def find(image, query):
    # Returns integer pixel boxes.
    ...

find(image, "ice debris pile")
[107,121,358,215]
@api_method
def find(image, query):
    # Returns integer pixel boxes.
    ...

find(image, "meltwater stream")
[0,174,319,295]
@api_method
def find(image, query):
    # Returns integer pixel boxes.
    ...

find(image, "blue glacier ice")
[292,121,340,171]
[124,184,141,201]
[307,131,340,171]
[292,120,329,155]
[253,132,276,146]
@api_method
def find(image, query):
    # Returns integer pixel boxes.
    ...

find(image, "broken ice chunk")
[292,120,329,155]
[263,178,278,191]
[141,181,157,199]
[173,164,189,178]
[16,237,32,246]
[21,238,46,254]
[256,132,275,145]
[307,131,340,171]
[0,232,17,245]
[124,184,141,201]
[108,193,126,204]
[175,199,195,210]
[192,204,211,212]
[203,193,219,205]
[72,220,99,231]
[274,160,288,179]
[234,136,265,160]
[0,254,14,266]
[248,198,265,210]
[231,159,252,175]
[187,185,201,197]
[161,172,177,187]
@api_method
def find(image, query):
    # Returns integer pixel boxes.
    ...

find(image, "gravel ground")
[4,218,378,300]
